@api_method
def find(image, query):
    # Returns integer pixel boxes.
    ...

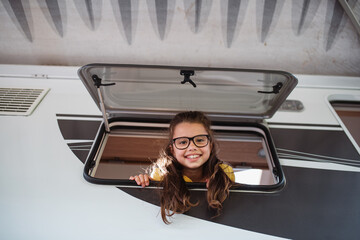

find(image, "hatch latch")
[258,82,283,94]
[92,74,115,88]
[180,70,196,88]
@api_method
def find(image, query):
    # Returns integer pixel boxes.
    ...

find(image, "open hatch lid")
[78,64,297,123]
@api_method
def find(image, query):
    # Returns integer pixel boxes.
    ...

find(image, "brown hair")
[152,111,233,224]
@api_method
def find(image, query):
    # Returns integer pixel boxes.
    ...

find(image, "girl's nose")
[188,140,198,150]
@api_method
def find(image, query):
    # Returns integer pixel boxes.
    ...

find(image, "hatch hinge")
[92,74,115,133]
[180,70,196,88]
[273,168,279,177]
[258,82,283,94]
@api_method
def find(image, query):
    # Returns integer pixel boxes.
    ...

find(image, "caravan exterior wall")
[0,64,360,239]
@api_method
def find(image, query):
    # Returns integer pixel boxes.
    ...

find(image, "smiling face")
[171,122,211,172]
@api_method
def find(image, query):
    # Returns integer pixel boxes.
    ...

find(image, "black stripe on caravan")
[270,127,360,161]
[57,117,360,165]
[57,118,359,165]
[67,142,93,164]
[57,119,101,140]
[121,166,360,239]
[71,149,90,164]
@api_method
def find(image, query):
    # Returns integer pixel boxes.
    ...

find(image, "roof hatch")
[78,64,297,123]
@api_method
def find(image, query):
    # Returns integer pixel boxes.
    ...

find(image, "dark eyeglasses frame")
[172,134,210,150]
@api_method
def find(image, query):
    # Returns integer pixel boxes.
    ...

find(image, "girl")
[129,111,234,224]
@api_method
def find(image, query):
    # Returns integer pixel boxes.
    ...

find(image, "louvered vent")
[0,88,50,116]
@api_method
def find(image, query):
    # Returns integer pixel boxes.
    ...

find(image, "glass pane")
[83,65,295,119]
[90,125,278,186]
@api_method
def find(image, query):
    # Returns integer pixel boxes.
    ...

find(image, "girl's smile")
[185,154,201,160]
[172,122,211,172]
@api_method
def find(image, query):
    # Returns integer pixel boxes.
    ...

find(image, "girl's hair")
[153,111,233,224]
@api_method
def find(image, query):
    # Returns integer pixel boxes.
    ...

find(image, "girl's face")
[171,122,211,170]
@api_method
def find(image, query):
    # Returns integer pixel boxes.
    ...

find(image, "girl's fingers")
[129,174,150,187]
[134,176,141,185]
[138,174,145,187]
[144,174,149,186]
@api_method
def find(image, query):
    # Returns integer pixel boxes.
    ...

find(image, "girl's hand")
[129,174,150,188]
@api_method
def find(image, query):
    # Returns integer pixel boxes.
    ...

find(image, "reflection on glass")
[332,102,360,147]
[90,127,277,186]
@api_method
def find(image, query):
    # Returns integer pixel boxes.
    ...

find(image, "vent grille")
[0,88,50,116]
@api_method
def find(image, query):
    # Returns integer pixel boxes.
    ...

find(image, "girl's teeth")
[188,155,199,159]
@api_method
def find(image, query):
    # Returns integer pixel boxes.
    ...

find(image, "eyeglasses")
[172,134,210,150]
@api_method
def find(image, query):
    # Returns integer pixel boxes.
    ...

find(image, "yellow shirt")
[150,163,235,182]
